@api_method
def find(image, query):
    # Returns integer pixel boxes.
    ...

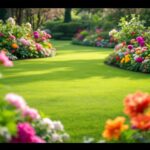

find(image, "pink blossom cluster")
[36,43,43,51]
[5,93,40,120]
[0,51,13,67]
[19,38,30,46]
[11,123,45,143]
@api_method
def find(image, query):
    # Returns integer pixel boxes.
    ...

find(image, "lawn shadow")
[1,56,150,86]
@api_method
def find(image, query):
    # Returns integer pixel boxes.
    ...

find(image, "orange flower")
[130,39,136,44]
[124,92,150,118]
[102,117,128,140]
[131,114,150,131]
[11,43,19,49]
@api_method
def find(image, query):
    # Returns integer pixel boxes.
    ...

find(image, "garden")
[1,8,150,143]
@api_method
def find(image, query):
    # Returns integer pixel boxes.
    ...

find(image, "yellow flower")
[136,51,141,55]
[121,58,125,63]
[102,117,128,140]
[125,57,130,63]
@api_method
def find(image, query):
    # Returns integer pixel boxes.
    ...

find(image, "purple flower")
[136,36,144,43]
[0,33,4,37]
[139,41,145,47]
[136,57,143,63]
[127,45,133,50]
[11,123,45,143]
[35,43,43,51]
[33,31,40,39]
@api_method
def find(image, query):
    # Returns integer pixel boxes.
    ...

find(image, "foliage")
[43,21,89,40]
[113,14,146,44]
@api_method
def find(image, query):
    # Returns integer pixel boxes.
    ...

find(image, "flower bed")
[105,15,150,73]
[72,28,118,48]
[0,18,56,60]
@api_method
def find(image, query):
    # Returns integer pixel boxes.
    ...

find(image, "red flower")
[131,114,150,131]
[124,92,150,117]
[131,32,136,36]
[116,56,120,61]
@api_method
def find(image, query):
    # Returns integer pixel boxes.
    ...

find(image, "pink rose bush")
[0,17,56,60]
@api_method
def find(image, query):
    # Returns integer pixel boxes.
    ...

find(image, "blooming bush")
[0,52,69,143]
[72,28,118,48]
[101,91,150,143]
[83,91,150,143]
[0,17,56,60]
[105,15,150,73]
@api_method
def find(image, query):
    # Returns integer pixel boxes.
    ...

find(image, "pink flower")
[136,57,143,63]
[19,38,30,46]
[33,31,40,39]
[124,51,129,55]
[9,35,16,40]
[141,47,147,52]
[30,136,46,143]
[0,51,13,67]
[46,34,52,39]
[11,123,45,143]
[130,49,135,53]
[5,93,26,109]
[35,43,43,51]
[22,107,40,120]
[0,33,4,37]
[127,45,133,50]
[41,37,46,41]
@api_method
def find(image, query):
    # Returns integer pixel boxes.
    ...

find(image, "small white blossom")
[25,23,32,29]
[109,29,117,36]
[53,121,64,131]
[0,127,11,141]
[42,118,54,130]
[7,17,15,26]
[51,133,62,142]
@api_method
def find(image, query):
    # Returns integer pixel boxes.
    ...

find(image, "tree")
[64,8,72,23]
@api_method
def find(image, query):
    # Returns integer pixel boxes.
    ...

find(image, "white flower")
[7,17,15,26]
[83,137,95,143]
[51,133,62,142]
[142,59,150,64]
[0,127,11,141]
[25,23,32,29]
[53,121,64,131]
[109,29,117,36]
[42,118,54,130]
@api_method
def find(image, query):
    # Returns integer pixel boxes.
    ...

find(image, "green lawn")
[0,40,150,142]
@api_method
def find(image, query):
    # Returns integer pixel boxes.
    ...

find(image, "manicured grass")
[0,40,150,142]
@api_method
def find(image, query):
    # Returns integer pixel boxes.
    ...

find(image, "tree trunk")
[64,8,72,23]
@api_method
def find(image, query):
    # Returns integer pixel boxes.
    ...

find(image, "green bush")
[43,21,90,40]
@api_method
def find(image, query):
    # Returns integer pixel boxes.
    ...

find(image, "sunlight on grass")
[1,40,150,142]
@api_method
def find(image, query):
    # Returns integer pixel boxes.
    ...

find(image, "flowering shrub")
[0,52,69,143]
[0,17,56,60]
[105,15,150,73]
[72,28,118,48]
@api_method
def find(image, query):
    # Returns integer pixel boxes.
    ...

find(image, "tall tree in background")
[64,8,72,23]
